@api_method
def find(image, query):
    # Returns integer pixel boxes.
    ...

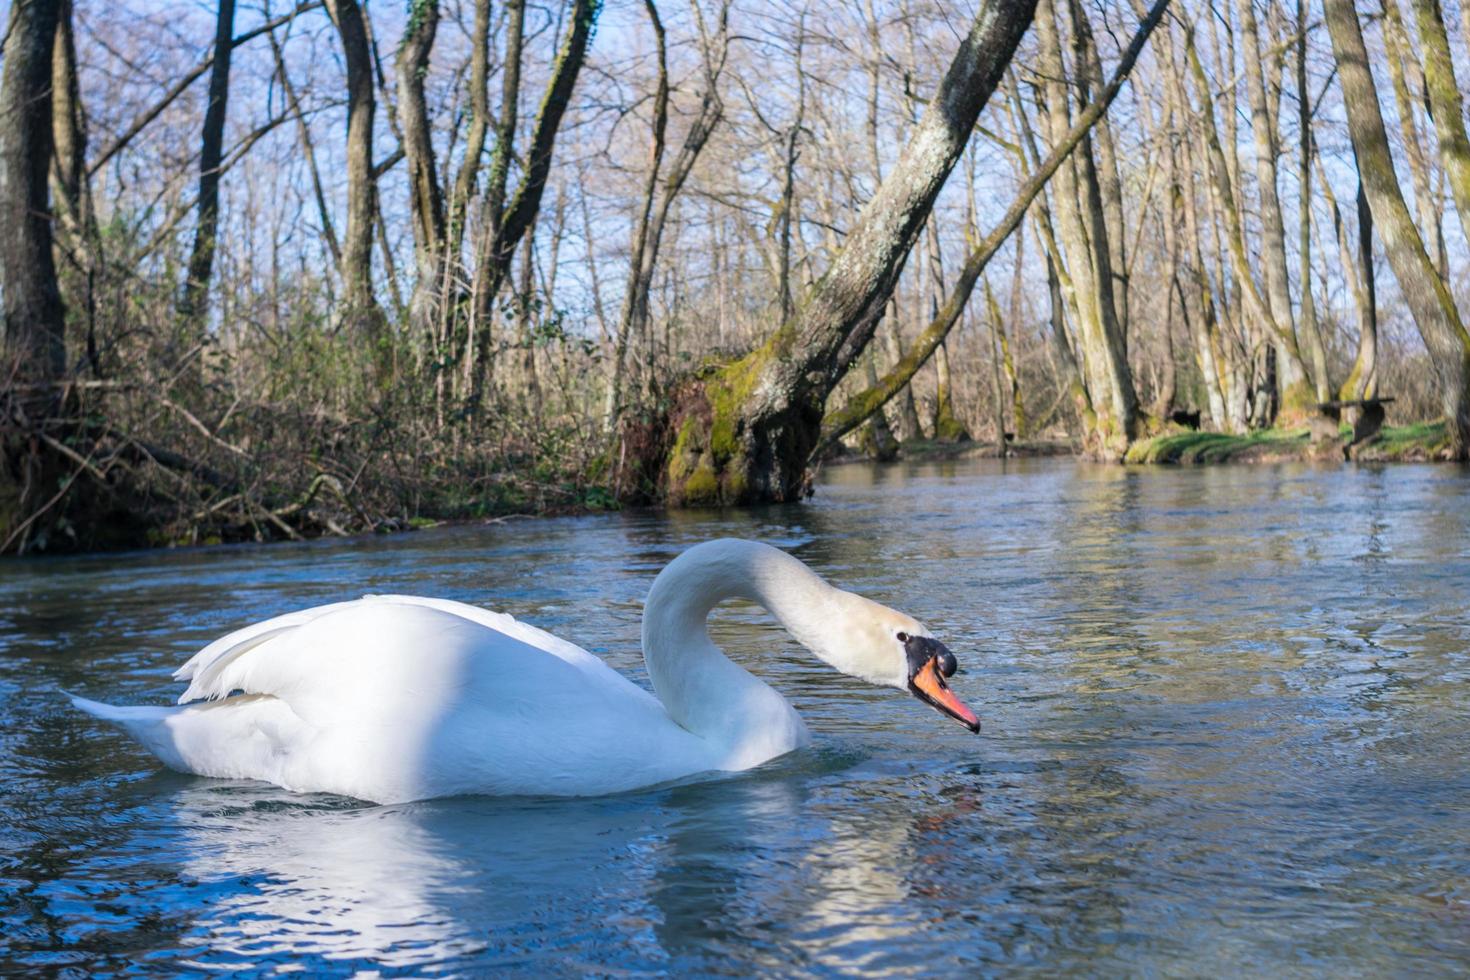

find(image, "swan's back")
[77,596,710,802]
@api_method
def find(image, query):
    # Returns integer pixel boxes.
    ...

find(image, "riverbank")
[824,437,1076,466]
[835,421,1455,467]
[5,422,1457,557]
[1124,421,1451,464]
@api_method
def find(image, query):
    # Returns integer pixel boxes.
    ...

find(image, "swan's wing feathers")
[91,594,700,801]
[359,595,608,673]
[174,595,650,726]
[173,599,362,687]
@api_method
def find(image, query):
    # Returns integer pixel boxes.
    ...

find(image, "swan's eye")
[896,631,910,643]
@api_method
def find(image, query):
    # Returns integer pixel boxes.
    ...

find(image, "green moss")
[1124,427,1311,464]
[932,385,970,442]
[703,352,764,461]
[1355,421,1449,459]
[681,462,720,504]
[1338,365,1366,402]
[668,416,700,482]
[721,468,749,500]
[1277,378,1317,422]
[709,415,739,460]
[1123,420,1444,464]
[664,346,777,505]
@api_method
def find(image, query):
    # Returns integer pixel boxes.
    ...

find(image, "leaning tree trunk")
[1324,0,1470,457]
[625,0,1038,505]
[467,0,596,412]
[814,0,1168,457]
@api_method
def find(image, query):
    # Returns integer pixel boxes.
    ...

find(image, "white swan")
[69,539,979,804]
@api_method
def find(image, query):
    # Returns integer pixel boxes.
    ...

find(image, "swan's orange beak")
[901,633,979,733]
[910,654,981,733]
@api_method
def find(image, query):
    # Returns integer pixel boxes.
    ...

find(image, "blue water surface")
[2,457,1468,975]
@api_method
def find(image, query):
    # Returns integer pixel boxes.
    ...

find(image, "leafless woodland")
[2,0,1469,551]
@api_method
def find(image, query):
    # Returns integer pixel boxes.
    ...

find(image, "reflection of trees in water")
[0,754,203,970]
[1006,466,1157,958]
[649,762,960,975]
[649,775,812,969]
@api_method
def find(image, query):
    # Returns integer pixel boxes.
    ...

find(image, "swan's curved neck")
[641,540,839,759]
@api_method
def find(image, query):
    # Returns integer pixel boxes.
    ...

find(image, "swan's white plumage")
[71,539,931,804]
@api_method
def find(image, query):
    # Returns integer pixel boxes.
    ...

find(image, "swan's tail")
[65,689,307,785]
[65,690,197,772]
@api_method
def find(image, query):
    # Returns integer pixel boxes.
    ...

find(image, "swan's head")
[816,593,981,734]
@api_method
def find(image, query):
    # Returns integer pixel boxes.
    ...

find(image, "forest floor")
[1124,421,1451,464]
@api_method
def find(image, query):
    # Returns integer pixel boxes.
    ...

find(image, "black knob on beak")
[937,649,957,678]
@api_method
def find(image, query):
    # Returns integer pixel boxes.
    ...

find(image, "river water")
[2,458,1467,975]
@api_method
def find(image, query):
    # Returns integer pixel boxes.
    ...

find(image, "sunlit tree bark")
[1033,0,1137,455]
[1411,0,1470,229]
[1238,0,1310,418]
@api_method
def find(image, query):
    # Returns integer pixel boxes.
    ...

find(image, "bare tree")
[1,0,66,382]
[606,0,730,427]
[178,0,238,336]
[323,0,386,365]
[396,0,446,337]
[1324,0,1470,457]
[818,0,1168,455]
[468,0,598,409]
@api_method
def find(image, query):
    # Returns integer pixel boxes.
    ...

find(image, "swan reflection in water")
[166,748,968,973]
[169,781,675,971]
